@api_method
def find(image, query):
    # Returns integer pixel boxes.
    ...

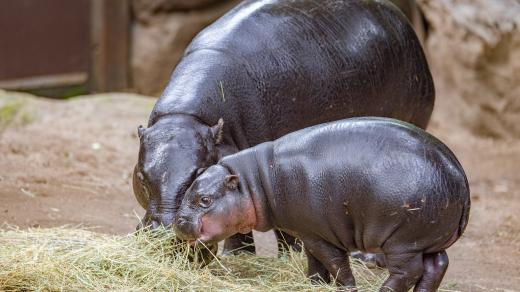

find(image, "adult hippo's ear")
[225,175,239,190]
[137,125,145,139]
[210,118,224,144]
[132,165,149,209]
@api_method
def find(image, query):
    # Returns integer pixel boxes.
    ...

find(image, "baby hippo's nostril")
[174,217,198,241]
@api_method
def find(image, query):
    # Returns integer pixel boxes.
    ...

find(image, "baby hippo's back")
[272,117,470,253]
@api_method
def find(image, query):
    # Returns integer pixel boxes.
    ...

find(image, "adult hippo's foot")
[222,230,302,255]
[188,242,219,268]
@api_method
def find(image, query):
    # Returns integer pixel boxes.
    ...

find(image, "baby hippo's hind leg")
[303,238,356,289]
[380,252,424,292]
[413,251,449,292]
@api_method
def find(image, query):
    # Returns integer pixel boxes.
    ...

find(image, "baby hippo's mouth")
[196,214,225,244]
[187,218,204,245]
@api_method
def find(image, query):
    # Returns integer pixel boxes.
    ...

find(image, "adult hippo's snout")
[132,166,181,230]
[136,210,176,231]
[133,170,187,230]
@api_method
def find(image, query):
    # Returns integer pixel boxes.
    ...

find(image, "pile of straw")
[0,227,451,291]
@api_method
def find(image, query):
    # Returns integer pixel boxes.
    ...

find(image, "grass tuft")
[0,98,35,129]
[0,227,459,291]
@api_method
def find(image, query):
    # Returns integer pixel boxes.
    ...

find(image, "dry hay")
[0,227,458,291]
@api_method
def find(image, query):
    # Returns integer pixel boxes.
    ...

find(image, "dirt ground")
[1,80,519,290]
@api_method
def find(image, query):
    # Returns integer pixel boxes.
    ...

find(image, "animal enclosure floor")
[0,89,519,291]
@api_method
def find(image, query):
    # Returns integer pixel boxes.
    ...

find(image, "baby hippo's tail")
[439,171,470,251]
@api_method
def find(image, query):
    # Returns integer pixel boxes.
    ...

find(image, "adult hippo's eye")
[199,196,212,208]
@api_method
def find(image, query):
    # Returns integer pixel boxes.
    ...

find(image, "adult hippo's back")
[134,0,434,253]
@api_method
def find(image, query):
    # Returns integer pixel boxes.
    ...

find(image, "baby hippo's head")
[174,165,256,244]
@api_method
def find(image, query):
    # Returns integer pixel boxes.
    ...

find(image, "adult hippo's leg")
[223,233,256,254]
[274,230,302,253]
[224,230,301,255]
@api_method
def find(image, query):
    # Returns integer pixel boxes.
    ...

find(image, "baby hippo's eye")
[199,196,212,208]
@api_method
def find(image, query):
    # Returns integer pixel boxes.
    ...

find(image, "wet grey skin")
[175,117,470,292]
[133,0,435,255]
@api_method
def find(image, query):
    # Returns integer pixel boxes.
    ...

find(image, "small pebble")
[91,142,101,150]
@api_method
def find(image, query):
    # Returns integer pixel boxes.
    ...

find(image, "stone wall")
[131,0,240,96]
[418,0,520,139]
[130,0,426,97]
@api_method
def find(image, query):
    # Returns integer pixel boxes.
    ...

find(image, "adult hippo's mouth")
[135,166,201,230]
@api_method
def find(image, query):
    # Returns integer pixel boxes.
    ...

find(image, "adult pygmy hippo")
[175,117,470,292]
[133,0,435,254]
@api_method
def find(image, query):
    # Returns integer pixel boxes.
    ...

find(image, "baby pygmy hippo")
[175,117,470,292]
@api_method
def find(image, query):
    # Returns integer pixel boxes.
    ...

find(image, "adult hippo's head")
[133,115,224,230]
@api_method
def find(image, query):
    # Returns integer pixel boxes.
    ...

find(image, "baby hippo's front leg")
[303,237,356,289]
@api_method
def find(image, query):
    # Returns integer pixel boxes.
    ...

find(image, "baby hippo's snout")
[174,215,201,241]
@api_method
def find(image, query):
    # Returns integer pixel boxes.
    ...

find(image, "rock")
[418,0,520,139]
[131,0,240,96]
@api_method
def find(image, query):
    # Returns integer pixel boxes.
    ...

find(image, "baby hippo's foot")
[413,251,449,292]
[350,251,386,268]
[303,238,356,290]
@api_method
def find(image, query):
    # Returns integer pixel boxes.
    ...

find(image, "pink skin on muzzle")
[198,214,227,242]
[193,202,256,245]
[184,214,229,245]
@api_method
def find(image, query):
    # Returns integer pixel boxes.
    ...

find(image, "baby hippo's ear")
[211,118,224,144]
[225,175,239,190]
[196,168,206,176]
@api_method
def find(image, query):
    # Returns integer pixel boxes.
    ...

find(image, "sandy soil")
[1,85,519,291]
